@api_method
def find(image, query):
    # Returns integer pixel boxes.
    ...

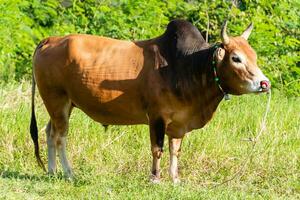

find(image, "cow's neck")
[194,46,224,126]
[171,45,224,99]
[173,45,225,128]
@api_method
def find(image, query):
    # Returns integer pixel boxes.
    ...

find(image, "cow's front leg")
[149,117,165,183]
[169,136,183,183]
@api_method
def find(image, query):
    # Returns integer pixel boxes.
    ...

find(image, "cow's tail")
[30,74,46,172]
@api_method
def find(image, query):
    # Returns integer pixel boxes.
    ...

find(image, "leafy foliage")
[0,0,299,95]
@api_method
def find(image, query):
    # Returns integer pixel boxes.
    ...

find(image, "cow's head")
[215,21,270,95]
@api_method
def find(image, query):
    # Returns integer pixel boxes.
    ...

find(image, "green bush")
[0,0,299,96]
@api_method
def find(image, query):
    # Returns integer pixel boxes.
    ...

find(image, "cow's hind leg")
[46,121,56,174]
[44,95,73,178]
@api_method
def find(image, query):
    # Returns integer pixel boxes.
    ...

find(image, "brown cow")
[30,20,270,183]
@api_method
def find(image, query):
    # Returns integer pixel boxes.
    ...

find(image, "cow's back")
[33,34,149,125]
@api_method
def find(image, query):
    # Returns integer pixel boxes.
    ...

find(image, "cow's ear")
[215,47,225,62]
[152,45,168,69]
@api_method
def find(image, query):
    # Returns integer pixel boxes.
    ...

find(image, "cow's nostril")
[260,80,270,89]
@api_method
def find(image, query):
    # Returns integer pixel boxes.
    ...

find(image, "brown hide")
[34,22,219,138]
[34,35,148,124]
[32,19,269,181]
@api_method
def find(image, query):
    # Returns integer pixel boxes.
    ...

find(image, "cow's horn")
[241,22,253,40]
[221,20,230,45]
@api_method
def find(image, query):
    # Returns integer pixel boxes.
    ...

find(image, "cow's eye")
[232,56,242,63]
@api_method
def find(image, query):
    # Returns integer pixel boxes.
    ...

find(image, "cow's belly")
[66,79,148,125]
[77,104,148,125]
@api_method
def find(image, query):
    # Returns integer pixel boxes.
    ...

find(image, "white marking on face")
[246,68,269,92]
[231,51,246,64]
[230,51,269,93]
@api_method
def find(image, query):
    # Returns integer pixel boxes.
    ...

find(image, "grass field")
[0,82,299,199]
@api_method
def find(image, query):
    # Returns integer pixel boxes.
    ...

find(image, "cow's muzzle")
[259,80,271,92]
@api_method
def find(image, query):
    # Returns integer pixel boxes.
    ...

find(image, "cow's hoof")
[65,169,74,177]
[150,175,160,184]
[64,172,74,181]
[65,173,74,180]
[172,178,181,184]
[47,170,55,176]
[65,175,74,182]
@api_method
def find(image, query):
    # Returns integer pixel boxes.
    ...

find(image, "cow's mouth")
[245,79,270,94]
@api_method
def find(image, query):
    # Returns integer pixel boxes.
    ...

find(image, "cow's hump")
[163,19,208,56]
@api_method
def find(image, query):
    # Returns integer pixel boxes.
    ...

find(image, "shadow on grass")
[0,169,64,182]
[0,169,92,186]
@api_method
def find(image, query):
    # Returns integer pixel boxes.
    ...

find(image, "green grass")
[0,82,299,199]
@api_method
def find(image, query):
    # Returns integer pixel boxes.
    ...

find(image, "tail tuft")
[30,75,46,172]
